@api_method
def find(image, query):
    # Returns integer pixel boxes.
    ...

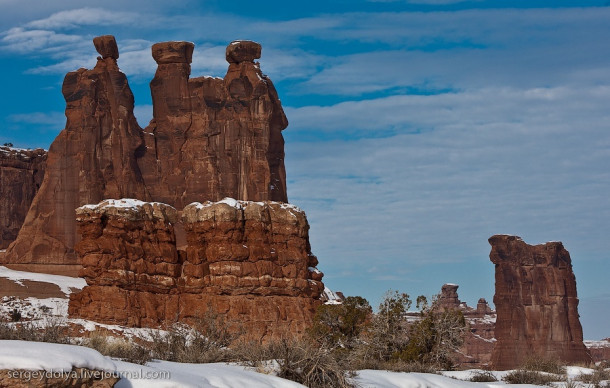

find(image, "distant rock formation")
[432,283,497,368]
[0,147,46,249]
[489,235,591,369]
[2,36,289,274]
[68,198,323,340]
[439,283,462,311]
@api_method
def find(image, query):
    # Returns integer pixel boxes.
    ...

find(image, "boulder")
[489,235,591,369]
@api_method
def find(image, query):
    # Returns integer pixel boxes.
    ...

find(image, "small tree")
[402,295,467,369]
[310,296,371,348]
[3,142,13,147]
[361,290,412,363]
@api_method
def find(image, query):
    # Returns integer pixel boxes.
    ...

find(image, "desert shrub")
[401,302,466,369]
[378,360,439,374]
[502,369,562,386]
[149,311,239,363]
[309,296,371,348]
[357,290,412,365]
[521,355,567,375]
[469,370,498,382]
[84,333,151,365]
[236,338,353,388]
[564,379,583,388]
[9,308,21,322]
[577,365,610,388]
[0,318,70,343]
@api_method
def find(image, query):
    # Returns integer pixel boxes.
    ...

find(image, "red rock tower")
[2,36,148,274]
[489,235,591,369]
[138,40,288,208]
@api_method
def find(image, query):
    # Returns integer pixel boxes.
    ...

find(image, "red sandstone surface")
[68,198,324,341]
[489,235,591,369]
[1,36,289,273]
[0,146,46,250]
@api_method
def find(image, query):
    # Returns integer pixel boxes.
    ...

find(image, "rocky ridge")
[68,198,324,340]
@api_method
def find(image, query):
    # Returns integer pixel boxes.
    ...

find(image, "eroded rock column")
[2,36,148,274]
[489,235,591,369]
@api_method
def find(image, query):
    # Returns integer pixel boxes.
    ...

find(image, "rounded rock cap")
[93,35,119,59]
[152,41,194,64]
[226,40,261,64]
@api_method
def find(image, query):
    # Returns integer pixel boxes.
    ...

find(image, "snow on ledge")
[189,198,303,214]
[0,266,86,295]
[79,198,174,211]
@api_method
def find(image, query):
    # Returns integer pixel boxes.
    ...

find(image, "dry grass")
[84,332,151,365]
[234,338,353,388]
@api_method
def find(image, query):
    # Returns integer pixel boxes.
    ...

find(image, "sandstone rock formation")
[2,35,289,273]
[489,235,591,369]
[431,284,497,368]
[0,147,46,249]
[138,40,288,208]
[2,35,148,274]
[69,198,324,340]
[439,283,462,311]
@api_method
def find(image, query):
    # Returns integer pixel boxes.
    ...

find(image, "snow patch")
[0,340,116,372]
[0,266,86,295]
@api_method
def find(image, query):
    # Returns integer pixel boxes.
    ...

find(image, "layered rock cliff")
[2,36,148,274]
[68,198,323,340]
[0,147,46,249]
[2,36,289,272]
[489,235,591,369]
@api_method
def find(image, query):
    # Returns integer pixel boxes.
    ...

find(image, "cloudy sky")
[1,0,609,339]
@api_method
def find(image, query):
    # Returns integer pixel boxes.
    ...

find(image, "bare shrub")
[9,308,21,322]
[521,355,567,375]
[577,365,610,388]
[502,369,562,386]
[149,311,239,363]
[84,332,151,365]
[235,338,353,388]
[0,318,70,344]
[469,370,498,382]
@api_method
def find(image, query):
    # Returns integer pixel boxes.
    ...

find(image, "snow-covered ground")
[1,340,607,387]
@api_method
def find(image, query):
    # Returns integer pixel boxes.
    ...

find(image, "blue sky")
[1,0,609,339]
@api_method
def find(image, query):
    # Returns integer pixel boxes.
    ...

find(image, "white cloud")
[284,85,610,307]
[24,8,138,30]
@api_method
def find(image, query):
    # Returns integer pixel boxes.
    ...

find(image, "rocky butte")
[2,35,288,275]
[0,146,46,250]
[67,198,324,339]
[489,235,591,369]
[0,35,323,340]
